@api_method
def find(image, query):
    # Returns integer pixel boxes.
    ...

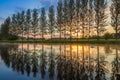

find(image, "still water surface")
[0,43,120,80]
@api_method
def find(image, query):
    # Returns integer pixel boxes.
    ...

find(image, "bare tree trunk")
[82,23,84,39]
[115,17,118,40]
[64,25,66,40]
[115,27,118,40]
[97,27,99,40]
[27,27,29,50]
[42,30,44,42]
[70,24,72,41]
[60,24,62,41]
[77,21,79,41]
[34,27,36,52]
[97,46,100,78]
[88,18,90,41]
[51,30,52,40]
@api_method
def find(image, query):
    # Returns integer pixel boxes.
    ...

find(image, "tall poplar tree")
[111,0,120,40]
[94,0,107,40]
[32,8,38,40]
[10,14,17,36]
[26,9,31,40]
[63,0,69,39]
[75,0,81,40]
[87,0,94,40]
[16,12,21,36]
[57,0,63,40]
[80,0,88,39]
[68,0,75,40]
[0,17,11,39]
[40,7,47,41]
[20,11,25,40]
[48,5,55,40]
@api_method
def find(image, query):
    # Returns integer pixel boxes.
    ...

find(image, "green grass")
[0,39,120,44]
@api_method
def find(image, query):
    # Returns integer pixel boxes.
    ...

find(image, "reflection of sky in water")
[17,44,117,63]
[0,43,120,80]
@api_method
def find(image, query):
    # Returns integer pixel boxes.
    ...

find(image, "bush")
[103,33,113,40]
[0,33,18,40]
[8,35,19,40]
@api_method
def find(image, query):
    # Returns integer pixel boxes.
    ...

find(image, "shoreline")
[0,39,120,44]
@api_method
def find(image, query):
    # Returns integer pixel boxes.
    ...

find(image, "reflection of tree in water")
[111,48,120,80]
[56,44,63,80]
[0,44,119,80]
[24,52,31,76]
[16,52,24,74]
[11,46,28,75]
[10,48,19,71]
[48,44,55,80]
[31,43,39,77]
[66,44,74,80]
[0,45,18,68]
[39,44,47,79]
[104,45,113,54]
[56,45,89,80]
[24,43,31,76]
[95,46,109,80]
[88,47,94,80]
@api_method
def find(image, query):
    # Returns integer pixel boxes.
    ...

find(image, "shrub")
[103,33,113,40]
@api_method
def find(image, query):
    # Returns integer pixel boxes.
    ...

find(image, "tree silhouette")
[25,9,31,41]
[57,0,63,40]
[0,17,11,39]
[80,0,88,39]
[94,0,107,40]
[75,0,81,40]
[40,7,47,41]
[48,6,55,40]
[62,0,69,39]
[111,0,120,40]
[32,8,38,41]
[68,0,75,40]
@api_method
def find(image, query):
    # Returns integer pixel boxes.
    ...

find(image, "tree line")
[0,0,120,40]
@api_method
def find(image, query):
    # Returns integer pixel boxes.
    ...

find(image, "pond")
[0,43,120,80]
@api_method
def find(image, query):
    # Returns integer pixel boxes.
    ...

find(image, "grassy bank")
[0,39,120,44]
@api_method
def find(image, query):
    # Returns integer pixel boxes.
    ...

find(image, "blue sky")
[0,0,58,25]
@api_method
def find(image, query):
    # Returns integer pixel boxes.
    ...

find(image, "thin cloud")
[0,17,5,20]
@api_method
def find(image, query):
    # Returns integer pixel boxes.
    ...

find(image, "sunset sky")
[0,0,114,33]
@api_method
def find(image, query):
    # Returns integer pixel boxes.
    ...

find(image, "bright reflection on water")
[0,43,120,80]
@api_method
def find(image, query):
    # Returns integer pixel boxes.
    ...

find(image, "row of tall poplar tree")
[1,0,120,40]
